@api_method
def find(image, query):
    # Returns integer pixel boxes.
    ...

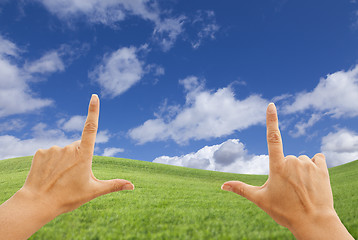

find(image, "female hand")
[222,103,353,240]
[0,94,134,240]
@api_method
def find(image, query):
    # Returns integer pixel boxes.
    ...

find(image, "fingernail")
[90,94,98,105]
[267,103,276,114]
[221,184,233,192]
[120,183,134,191]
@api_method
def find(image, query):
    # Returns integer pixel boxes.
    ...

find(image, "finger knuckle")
[112,181,122,192]
[303,160,313,169]
[285,155,297,160]
[267,113,278,123]
[286,156,300,166]
[49,145,62,152]
[63,145,73,153]
[267,130,281,144]
[34,148,46,156]
[89,105,98,113]
[84,122,98,133]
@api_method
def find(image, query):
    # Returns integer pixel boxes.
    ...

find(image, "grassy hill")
[0,156,357,239]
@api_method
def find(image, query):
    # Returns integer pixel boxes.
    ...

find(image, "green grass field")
[0,156,357,239]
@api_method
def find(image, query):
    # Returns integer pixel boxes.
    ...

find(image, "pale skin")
[222,103,354,240]
[0,94,134,240]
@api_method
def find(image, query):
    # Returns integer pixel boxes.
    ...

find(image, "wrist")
[0,188,60,239]
[289,209,353,240]
[14,187,60,223]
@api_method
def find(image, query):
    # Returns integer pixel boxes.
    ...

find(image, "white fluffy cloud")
[57,115,110,144]
[0,36,54,118]
[103,147,124,157]
[321,128,358,167]
[96,130,111,144]
[0,36,76,118]
[90,47,143,98]
[0,123,76,160]
[0,122,111,160]
[284,65,358,118]
[59,115,86,132]
[154,139,269,174]
[129,76,268,144]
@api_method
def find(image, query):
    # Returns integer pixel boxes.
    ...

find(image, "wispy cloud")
[36,0,219,51]
[90,46,144,98]
[36,0,159,25]
[190,10,220,49]
[24,51,65,74]
[153,15,186,51]
[58,115,86,132]
[154,139,269,174]
[0,119,26,133]
[290,113,321,138]
[0,35,19,57]
[103,147,124,157]
[129,76,268,144]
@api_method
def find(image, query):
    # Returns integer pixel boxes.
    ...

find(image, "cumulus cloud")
[0,36,80,118]
[129,76,268,144]
[103,147,124,157]
[283,65,358,118]
[153,139,269,174]
[90,47,143,98]
[0,36,53,118]
[0,55,53,117]
[321,128,358,167]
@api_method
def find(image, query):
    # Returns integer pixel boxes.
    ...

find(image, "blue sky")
[1,0,358,174]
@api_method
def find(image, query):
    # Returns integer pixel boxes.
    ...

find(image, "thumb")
[94,179,134,197]
[221,181,259,203]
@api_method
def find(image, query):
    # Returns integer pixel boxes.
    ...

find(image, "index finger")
[266,103,284,170]
[80,94,100,157]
